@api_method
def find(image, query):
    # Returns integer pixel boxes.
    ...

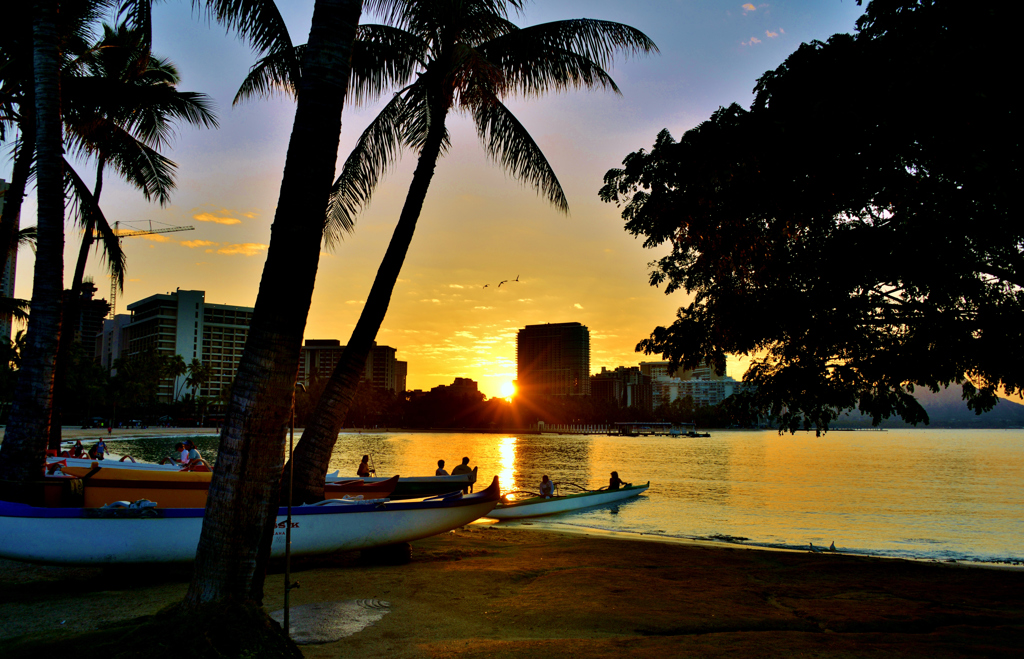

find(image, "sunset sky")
[4,1,867,398]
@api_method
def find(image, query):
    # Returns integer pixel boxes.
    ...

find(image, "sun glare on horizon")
[500,382,516,399]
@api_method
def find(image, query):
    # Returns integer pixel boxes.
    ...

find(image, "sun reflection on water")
[498,435,517,497]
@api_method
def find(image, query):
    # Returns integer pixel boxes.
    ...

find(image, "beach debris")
[269,599,390,644]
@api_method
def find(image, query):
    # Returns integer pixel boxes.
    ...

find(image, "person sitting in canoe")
[185,441,202,465]
[159,443,189,466]
[357,455,375,477]
[436,459,449,476]
[539,475,555,498]
[608,471,628,491]
[451,457,474,493]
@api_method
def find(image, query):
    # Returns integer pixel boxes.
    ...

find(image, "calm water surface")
[108,428,1024,565]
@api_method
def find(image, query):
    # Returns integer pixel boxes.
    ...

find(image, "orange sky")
[5,1,865,398]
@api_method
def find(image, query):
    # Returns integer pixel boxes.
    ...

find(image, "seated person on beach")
[608,471,625,491]
[357,455,374,477]
[539,475,555,498]
[451,457,474,492]
[436,459,449,476]
[160,443,189,466]
[185,440,202,465]
[87,445,98,460]
[71,440,85,459]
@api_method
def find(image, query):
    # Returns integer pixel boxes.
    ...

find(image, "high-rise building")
[516,322,591,397]
[296,339,406,392]
[99,289,253,402]
[641,360,738,408]
[591,366,652,411]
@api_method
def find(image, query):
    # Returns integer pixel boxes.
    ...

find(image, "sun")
[500,382,516,399]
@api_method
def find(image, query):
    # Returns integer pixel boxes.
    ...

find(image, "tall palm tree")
[183,0,412,609]
[47,22,217,446]
[287,0,656,502]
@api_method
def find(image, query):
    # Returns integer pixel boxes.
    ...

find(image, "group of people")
[537,471,627,498]
[159,440,204,469]
[59,439,106,460]
[436,457,475,492]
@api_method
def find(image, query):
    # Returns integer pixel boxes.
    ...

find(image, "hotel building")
[516,322,591,397]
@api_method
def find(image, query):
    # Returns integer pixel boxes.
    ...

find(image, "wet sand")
[1,526,1021,658]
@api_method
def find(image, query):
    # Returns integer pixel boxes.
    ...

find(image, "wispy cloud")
[766,29,779,38]
[180,239,218,249]
[742,2,756,11]
[216,243,268,256]
[742,36,762,46]
[140,234,172,243]
[449,284,464,289]
[420,299,441,304]
[192,209,244,225]
[574,303,584,309]
[346,300,365,305]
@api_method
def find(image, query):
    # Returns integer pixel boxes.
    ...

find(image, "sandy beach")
[1,524,1022,658]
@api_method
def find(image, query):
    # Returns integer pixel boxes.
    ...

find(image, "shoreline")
[2,526,1022,658]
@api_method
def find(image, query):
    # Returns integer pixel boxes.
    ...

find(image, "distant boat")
[327,467,477,499]
[0,477,500,565]
[488,482,649,520]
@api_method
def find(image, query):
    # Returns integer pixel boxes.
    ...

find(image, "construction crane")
[107,220,195,318]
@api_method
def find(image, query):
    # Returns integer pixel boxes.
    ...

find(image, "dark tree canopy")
[600,0,1020,432]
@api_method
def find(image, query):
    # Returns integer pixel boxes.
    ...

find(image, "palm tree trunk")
[182,0,362,608]
[0,0,64,485]
[288,96,449,503]
[47,162,105,449]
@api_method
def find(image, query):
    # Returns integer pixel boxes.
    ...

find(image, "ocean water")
[107,428,1024,565]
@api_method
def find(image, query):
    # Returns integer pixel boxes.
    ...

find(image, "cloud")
[766,29,778,38]
[449,284,464,289]
[216,242,268,256]
[574,303,584,309]
[420,299,441,304]
[346,300,365,305]
[192,210,244,225]
[140,234,172,243]
[742,2,756,11]
[180,239,218,249]
[474,306,494,310]
[742,36,762,46]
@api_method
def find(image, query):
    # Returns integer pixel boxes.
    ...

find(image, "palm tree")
[47,22,217,446]
[287,0,656,502]
[182,0,413,609]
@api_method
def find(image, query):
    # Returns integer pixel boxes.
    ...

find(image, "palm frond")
[349,24,425,105]
[234,44,304,104]
[324,92,411,248]
[0,296,30,321]
[63,163,127,291]
[197,0,294,60]
[482,19,657,97]
[66,117,177,205]
[400,82,451,155]
[472,95,568,213]
[15,225,36,250]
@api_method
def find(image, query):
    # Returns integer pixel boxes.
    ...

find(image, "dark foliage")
[600,0,1020,432]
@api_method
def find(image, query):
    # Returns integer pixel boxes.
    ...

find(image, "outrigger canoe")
[58,466,399,508]
[326,467,477,499]
[0,477,500,565]
[488,482,649,520]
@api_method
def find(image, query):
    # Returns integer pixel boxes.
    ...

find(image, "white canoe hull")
[0,478,499,565]
[488,482,649,520]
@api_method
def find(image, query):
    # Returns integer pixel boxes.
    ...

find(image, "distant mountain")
[830,386,1024,429]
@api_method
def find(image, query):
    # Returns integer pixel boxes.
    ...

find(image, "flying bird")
[515,275,520,282]
[482,284,488,289]
[498,280,508,287]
